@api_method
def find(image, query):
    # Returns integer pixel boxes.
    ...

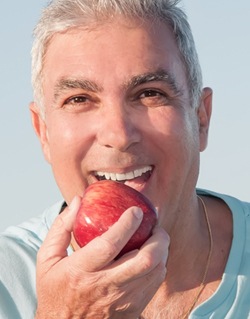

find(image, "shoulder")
[197,188,250,218]
[197,188,250,245]
[193,190,250,317]
[0,200,65,319]
[0,200,65,249]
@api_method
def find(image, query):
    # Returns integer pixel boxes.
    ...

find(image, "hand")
[35,196,170,319]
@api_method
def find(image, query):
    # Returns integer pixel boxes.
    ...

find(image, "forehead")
[43,18,187,94]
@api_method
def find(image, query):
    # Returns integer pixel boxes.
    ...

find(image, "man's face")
[31,19,211,226]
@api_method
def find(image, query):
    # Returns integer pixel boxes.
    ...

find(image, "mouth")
[93,165,153,186]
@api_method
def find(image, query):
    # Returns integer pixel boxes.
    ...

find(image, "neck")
[162,194,211,292]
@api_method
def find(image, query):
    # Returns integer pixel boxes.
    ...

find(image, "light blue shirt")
[0,190,250,318]
[191,190,250,319]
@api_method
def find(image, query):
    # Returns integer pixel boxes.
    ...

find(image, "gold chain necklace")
[180,195,214,319]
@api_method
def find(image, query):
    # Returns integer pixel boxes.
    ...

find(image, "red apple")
[73,180,157,258]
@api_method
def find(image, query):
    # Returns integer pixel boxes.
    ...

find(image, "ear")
[197,87,213,152]
[29,102,51,163]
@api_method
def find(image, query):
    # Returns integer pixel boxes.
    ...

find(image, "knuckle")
[138,252,155,271]
[97,235,121,257]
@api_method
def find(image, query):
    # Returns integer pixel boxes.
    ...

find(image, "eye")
[138,89,170,108]
[63,95,93,112]
[64,95,88,105]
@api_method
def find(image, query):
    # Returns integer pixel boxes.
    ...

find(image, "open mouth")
[94,165,153,184]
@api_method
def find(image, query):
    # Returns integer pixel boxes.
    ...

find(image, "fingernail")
[132,207,143,220]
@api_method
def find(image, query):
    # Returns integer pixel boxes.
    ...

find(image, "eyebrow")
[54,78,103,101]
[126,69,182,96]
[53,68,182,101]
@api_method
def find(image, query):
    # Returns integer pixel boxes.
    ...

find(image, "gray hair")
[31,0,203,114]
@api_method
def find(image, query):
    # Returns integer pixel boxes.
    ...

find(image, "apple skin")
[73,180,157,258]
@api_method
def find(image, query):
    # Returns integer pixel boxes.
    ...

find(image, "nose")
[96,104,141,152]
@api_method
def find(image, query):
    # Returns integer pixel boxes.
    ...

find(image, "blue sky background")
[0,1,250,231]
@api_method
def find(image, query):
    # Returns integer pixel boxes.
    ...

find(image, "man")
[1,0,250,318]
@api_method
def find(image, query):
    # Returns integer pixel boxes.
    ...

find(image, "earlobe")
[198,87,213,152]
[29,102,51,163]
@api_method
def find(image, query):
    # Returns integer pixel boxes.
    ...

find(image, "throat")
[141,276,219,319]
[146,196,214,318]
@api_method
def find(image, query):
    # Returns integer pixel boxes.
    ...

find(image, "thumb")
[37,196,81,270]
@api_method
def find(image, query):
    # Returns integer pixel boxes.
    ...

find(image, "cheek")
[45,117,94,201]
[148,111,200,211]
[147,108,200,184]
[147,108,198,148]
[46,115,94,164]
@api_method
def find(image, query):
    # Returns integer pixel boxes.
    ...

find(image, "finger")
[103,250,167,315]
[70,206,143,271]
[108,226,170,284]
[37,196,81,269]
[141,225,170,266]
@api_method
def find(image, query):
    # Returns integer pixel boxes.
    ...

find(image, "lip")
[91,165,154,193]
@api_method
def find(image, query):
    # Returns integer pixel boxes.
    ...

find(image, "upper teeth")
[95,166,152,181]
